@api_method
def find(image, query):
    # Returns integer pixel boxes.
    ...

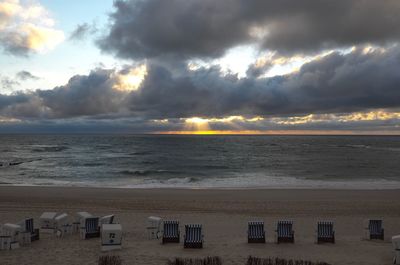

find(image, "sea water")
[0,134,399,189]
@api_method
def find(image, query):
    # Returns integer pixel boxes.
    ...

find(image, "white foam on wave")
[119,174,400,190]
[2,173,400,190]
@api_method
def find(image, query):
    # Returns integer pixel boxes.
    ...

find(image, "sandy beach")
[0,186,399,265]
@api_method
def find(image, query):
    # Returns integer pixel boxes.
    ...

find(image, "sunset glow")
[113,64,147,92]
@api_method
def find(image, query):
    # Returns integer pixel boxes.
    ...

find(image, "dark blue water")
[0,135,399,188]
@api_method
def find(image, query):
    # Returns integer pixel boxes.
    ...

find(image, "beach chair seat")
[316,221,335,244]
[393,235,400,265]
[367,219,384,240]
[248,221,265,243]
[80,217,100,239]
[162,220,180,243]
[184,224,203,248]
[276,220,294,243]
[101,224,122,251]
[19,218,39,242]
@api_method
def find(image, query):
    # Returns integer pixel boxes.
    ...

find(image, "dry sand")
[0,186,399,265]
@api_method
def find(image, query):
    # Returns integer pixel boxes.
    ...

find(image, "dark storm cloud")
[36,68,125,118]
[16,71,40,81]
[0,45,400,132]
[0,68,126,119]
[98,0,249,59]
[0,93,30,110]
[127,46,400,119]
[99,0,400,60]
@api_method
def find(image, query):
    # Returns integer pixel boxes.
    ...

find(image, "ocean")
[0,134,399,189]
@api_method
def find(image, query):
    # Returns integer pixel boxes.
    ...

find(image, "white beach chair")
[0,235,12,250]
[147,216,162,239]
[54,213,72,237]
[0,224,12,250]
[40,212,57,233]
[101,224,122,251]
[393,235,400,265]
[1,223,22,249]
[73,211,93,234]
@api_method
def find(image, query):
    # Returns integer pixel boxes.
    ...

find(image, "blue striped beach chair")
[80,217,100,239]
[248,221,265,243]
[184,224,203,248]
[276,220,294,243]
[316,221,335,244]
[162,220,180,243]
[368,219,384,240]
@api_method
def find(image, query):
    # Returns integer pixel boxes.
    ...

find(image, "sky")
[0,0,399,134]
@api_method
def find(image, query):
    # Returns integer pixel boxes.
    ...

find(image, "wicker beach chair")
[184,224,203,248]
[248,221,265,243]
[147,216,162,239]
[101,224,122,251]
[73,211,93,234]
[366,219,384,240]
[316,221,335,244]
[276,220,294,243]
[19,218,39,241]
[1,223,22,249]
[39,212,57,233]
[162,220,180,243]
[80,217,100,239]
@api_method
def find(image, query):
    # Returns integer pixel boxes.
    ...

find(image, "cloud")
[0,92,30,111]
[0,70,40,92]
[0,45,400,133]
[69,22,97,41]
[0,75,20,90]
[36,68,127,118]
[99,0,400,60]
[126,46,400,119]
[16,70,39,81]
[0,0,64,56]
